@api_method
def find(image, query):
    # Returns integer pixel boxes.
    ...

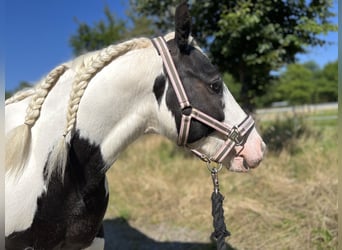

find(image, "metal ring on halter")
[206,161,223,173]
[200,154,211,163]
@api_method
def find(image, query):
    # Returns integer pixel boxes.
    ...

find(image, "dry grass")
[104,119,337,249]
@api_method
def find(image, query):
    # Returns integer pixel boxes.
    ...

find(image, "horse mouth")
[227,156,254,173]
[242,160,251,171]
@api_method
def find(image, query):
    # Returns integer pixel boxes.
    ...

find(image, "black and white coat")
[5,2,264,249]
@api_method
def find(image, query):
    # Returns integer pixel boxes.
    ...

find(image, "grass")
[104,111,337,249]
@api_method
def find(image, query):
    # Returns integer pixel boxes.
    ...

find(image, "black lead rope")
[210,166,230,250]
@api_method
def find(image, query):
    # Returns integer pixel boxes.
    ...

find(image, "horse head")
[153,2,266,172]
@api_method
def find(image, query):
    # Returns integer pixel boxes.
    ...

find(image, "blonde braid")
[63,37,151,137]
[25,64,68,127]
[47,38,152,180]
[5,88,35,105]
[6,64,68,176]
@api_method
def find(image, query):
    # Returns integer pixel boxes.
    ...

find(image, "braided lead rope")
[209,166,230,250]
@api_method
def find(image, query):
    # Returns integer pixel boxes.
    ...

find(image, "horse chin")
[226,156,251,173]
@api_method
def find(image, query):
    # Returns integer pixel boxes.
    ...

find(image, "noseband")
[152,37,255,164]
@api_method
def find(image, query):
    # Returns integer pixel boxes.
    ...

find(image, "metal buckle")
[206,162,223,173]
[228,126,243,145]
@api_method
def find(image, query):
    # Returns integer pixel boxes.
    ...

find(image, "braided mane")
[5,37,152,180]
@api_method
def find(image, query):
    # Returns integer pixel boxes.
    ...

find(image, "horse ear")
[174,0,191,53]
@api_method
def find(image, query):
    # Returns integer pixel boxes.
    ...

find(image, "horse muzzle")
[227,128,266,172]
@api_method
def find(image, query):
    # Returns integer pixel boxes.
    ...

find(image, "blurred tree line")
[259,60,338,107]
[6,0,337,110]
[227,59,338,108]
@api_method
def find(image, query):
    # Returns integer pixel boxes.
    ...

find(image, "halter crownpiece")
[152,36,255,164]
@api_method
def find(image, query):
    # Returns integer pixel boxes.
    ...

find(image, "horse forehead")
[180,48,219,80]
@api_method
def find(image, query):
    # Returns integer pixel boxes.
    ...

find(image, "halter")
[152,36,255,164]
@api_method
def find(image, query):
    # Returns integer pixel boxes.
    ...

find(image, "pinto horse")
[5,2,265,249]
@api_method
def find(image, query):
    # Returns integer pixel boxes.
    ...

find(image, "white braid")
[25,65,68,127]
[47,37,152,181]
[5,88,35,105]
[64,37,151,137]
[5,65,68,106]
[6,64,68,176]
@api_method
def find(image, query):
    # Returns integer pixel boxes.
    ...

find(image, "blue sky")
[5,0,338,92]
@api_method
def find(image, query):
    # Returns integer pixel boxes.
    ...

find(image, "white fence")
[256,102,338,121]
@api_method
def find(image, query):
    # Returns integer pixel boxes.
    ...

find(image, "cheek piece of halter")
[152,37,255,164]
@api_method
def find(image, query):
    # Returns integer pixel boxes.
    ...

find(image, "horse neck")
[75,47,165,167]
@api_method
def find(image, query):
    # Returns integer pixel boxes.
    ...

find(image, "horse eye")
[210,82,222,93]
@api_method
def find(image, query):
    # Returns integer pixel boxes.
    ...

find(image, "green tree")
[132,0,337,111]
[268,60,337,105]
[315,61,337,102]
[70,5,154,56]
[125,11,154,38]
[70,6,126,55]
[275,63,315,105]
[5,91,12,100]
